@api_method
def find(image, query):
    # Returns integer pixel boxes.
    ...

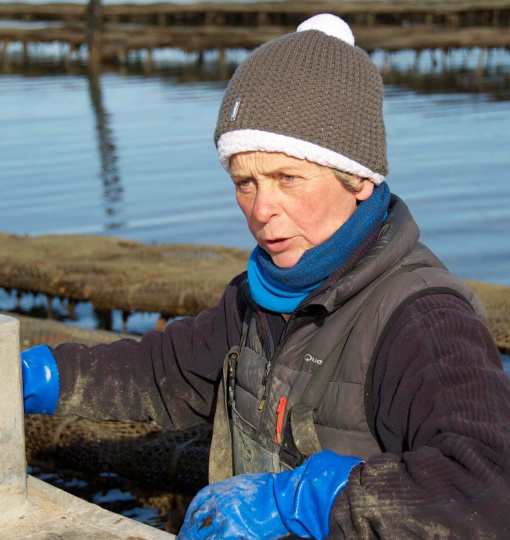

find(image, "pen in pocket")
[275,396,287,443]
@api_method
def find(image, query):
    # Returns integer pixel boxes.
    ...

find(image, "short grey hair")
[332,169,370,193]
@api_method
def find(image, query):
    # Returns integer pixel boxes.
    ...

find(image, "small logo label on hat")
[230,98,241,121]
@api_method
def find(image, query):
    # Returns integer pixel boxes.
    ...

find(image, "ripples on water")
[1,47,509,334]
[1,48,509,284]
[1,46,508,332]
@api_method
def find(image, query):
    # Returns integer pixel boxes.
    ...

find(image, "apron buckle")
[227,350,239,406]
[279,413,307,469]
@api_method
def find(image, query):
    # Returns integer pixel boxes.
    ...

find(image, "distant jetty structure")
[0,1,509,66]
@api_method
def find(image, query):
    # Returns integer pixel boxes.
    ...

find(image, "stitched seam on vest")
[328,380,363,386]
[273,362,364,384]
[315,425,373,433]
[364,287,473,449]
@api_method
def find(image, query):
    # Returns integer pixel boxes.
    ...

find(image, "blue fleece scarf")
[247,182,391,312]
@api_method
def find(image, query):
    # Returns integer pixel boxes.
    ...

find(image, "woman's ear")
[354,180,375,202]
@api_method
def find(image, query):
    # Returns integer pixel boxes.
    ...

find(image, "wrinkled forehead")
[229,151,323,178]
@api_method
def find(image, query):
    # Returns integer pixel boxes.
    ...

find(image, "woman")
[22,15,510,539]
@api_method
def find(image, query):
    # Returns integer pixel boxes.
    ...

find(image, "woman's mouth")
[264,237,294,252]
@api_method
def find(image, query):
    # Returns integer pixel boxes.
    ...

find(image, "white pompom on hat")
[297,13,355,46]
[214,14,387,184]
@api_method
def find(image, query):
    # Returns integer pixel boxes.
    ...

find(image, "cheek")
[236,194,257,231]
[297,188,331,224]
[298,187,354,241]
[236,193,249,216]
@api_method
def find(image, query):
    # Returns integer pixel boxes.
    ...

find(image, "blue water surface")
[1,49,509,285]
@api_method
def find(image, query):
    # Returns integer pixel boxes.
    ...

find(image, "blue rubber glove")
[178,449,361,540]
[21,344,60,414]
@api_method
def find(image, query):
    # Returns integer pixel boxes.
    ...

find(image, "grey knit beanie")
[214,14,387,184]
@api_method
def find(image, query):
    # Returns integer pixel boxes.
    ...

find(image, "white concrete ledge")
[0,314,175,539]
[0,315,26,501]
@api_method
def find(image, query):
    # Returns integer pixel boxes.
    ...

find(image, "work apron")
[209,342,293,483]
[208,319,352,483]
[208,264,422,484]
[232,402,291,475]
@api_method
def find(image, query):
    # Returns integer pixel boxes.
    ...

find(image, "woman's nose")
[252,186,279,224]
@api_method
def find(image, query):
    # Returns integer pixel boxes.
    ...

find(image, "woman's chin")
[270,251,302,269]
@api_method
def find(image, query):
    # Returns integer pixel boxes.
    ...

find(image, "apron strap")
[280,314,359,467]
[282,263,432,466]
[208,306,252,483]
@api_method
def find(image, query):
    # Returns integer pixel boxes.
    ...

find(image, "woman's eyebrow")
[231,173,252,181]
[231,165,304,180]
[264,167,304,177]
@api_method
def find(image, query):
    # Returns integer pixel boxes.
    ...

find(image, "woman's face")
[231,151,374,268]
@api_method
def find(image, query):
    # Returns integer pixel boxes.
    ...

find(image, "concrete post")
[0,314,174,537]
[0,315,27,507]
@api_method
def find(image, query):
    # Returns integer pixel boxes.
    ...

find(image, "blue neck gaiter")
[247,182,391,312]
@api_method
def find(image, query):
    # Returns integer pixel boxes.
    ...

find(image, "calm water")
[1,47,509,331]
[1,48,509,283]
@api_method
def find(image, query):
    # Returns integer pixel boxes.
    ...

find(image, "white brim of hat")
[217,129,385,185]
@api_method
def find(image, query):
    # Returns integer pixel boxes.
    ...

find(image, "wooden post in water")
[477,47,487,77]
[22,41,29,64]
[144,49,153,73]
[1,39,10,73]
[414,50,422,72]
[382,51,391,75]
[87,0,103,67]
[46,295,54,319]
[219,48,227,79]
[122,311,130,333]
[441,48,448,72]
[95,308,113,331]
[430,49,438,70]
[156,314,170,332]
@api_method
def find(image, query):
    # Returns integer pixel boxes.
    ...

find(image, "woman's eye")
[236,179,253,191]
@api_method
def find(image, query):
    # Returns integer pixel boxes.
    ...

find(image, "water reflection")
[86,63,125,229]
[1,50,509,288]
[382,66,510,101]
[3,49,510,99]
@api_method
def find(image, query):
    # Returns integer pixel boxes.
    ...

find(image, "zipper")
[257,309,275,410]
[242,283,273,357]
[260,310,275,387]
[242,279,324,417]
[259,312,319,422]
[260,310,276,358]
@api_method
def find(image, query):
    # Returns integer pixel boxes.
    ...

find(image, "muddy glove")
[21,344,60,414]
[178,449,361,540]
